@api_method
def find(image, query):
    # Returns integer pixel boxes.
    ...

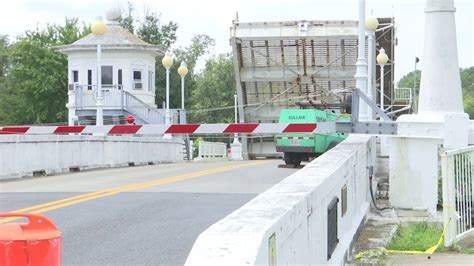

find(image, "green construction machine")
[276,109,350,167]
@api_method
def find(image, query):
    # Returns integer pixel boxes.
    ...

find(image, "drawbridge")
[230,18,397,159]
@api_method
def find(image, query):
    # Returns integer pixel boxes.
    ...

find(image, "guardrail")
[441,146,474,246]
[186,135,375,265]
[0,135,185,180]
[195,141,227,160]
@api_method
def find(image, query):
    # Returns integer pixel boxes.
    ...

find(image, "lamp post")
[162,53,173,138]
[230,93,243,160]
[377,47,389,117]
[178,62,188,124]
[233,93,239,144]
[355,0,368,121]
[413,57,420,113]
[91,17,107,126]
[365,15,379,120]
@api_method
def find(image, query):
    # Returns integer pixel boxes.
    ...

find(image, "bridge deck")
[0,160,297,265]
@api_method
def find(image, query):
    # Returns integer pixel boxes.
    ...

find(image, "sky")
[0,0,473,82]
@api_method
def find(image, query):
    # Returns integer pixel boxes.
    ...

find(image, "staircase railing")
[73,84,182,124]
[123,91,166,124]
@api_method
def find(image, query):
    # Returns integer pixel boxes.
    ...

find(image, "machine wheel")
[284,153,302,168]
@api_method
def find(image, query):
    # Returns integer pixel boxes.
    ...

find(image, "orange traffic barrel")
[0,213,61,266]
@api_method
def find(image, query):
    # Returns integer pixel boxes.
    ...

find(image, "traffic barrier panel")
[0,213,61,266]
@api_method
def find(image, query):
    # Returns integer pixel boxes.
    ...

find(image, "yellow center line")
[0,161,269,224]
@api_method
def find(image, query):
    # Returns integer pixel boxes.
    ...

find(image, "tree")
[398,70,421,91]
[137,11,178,50]
[461,67,474,98]
[0,36,10,124]
[460,67,474,118]
[0,35,8,78]
[189,54,235,123]
[0,18,88,125]
[155,34,215,109]
[119,1,135,34]
[398,67,474,118]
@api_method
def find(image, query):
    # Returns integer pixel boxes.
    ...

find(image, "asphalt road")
[0,160,297,265]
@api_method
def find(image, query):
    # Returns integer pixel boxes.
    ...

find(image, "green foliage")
[461,67,474,97]
[137,11,178,50]
[398,70,421,91]
[189,54,235,123]
[0,3,232,126]
[0,18,88,125]
[0,35,8,78]
[155,35,215,109]
[387,222,441,252]
[119,1,135,34]
[399,67,474,118]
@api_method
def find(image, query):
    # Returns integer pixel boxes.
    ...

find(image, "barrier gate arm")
[0,122,397,136]
[0,89,398,136]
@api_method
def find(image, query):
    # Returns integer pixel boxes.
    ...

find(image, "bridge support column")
[389,0,468,214]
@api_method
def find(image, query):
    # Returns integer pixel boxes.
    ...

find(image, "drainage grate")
[69,167,80,172]
[32,170,46,177]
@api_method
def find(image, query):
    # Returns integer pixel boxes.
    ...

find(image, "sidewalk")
[384,254,474,265]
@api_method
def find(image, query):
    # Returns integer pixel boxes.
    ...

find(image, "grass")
[439,245,474,254]
[387,222,442,251]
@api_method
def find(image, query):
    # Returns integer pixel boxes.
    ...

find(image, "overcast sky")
[1,0,473,81]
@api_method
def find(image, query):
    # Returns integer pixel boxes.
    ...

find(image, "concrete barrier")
[0,135,184,180]
[195,141,227,160]
[186,135,375,265]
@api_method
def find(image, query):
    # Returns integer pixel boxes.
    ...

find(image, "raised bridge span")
[0,160,297,265]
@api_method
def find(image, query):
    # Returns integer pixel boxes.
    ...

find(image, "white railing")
[441,146,474,246]
[75,84,124,109]
[394,87,412,103]
[195,141,227,160]
[123,91,166,124]
[186,135,375,265]
[72,84,184,124]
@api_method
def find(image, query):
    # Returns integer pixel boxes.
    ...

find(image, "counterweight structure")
[230,19,396,159]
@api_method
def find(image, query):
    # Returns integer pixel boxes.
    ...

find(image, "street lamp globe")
[162,53,174,69]
[178,62,188,77]
[365,16,379,32]
[377,48,389,65]
[91,17,107,36]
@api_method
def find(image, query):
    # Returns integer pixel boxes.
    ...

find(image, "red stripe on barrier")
[108,125,142,134]
[283,124,317,133]
[223,124,259,133]
[0,127,30,134]
[165,124,200,134]
[54,126,86,134]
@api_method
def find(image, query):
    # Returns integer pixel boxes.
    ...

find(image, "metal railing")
[74,84,124,109]
[441,146,474,246]
[195,141,227,160]
[72,84,184,124]
[394,87,412,103]
[123,91,166,124]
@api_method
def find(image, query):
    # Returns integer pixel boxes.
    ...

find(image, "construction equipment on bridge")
[230,16,398,159]
[0,213,62,266]
[276,109,350,167]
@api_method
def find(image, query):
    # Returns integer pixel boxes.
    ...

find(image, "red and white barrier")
[0,123,336,135]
